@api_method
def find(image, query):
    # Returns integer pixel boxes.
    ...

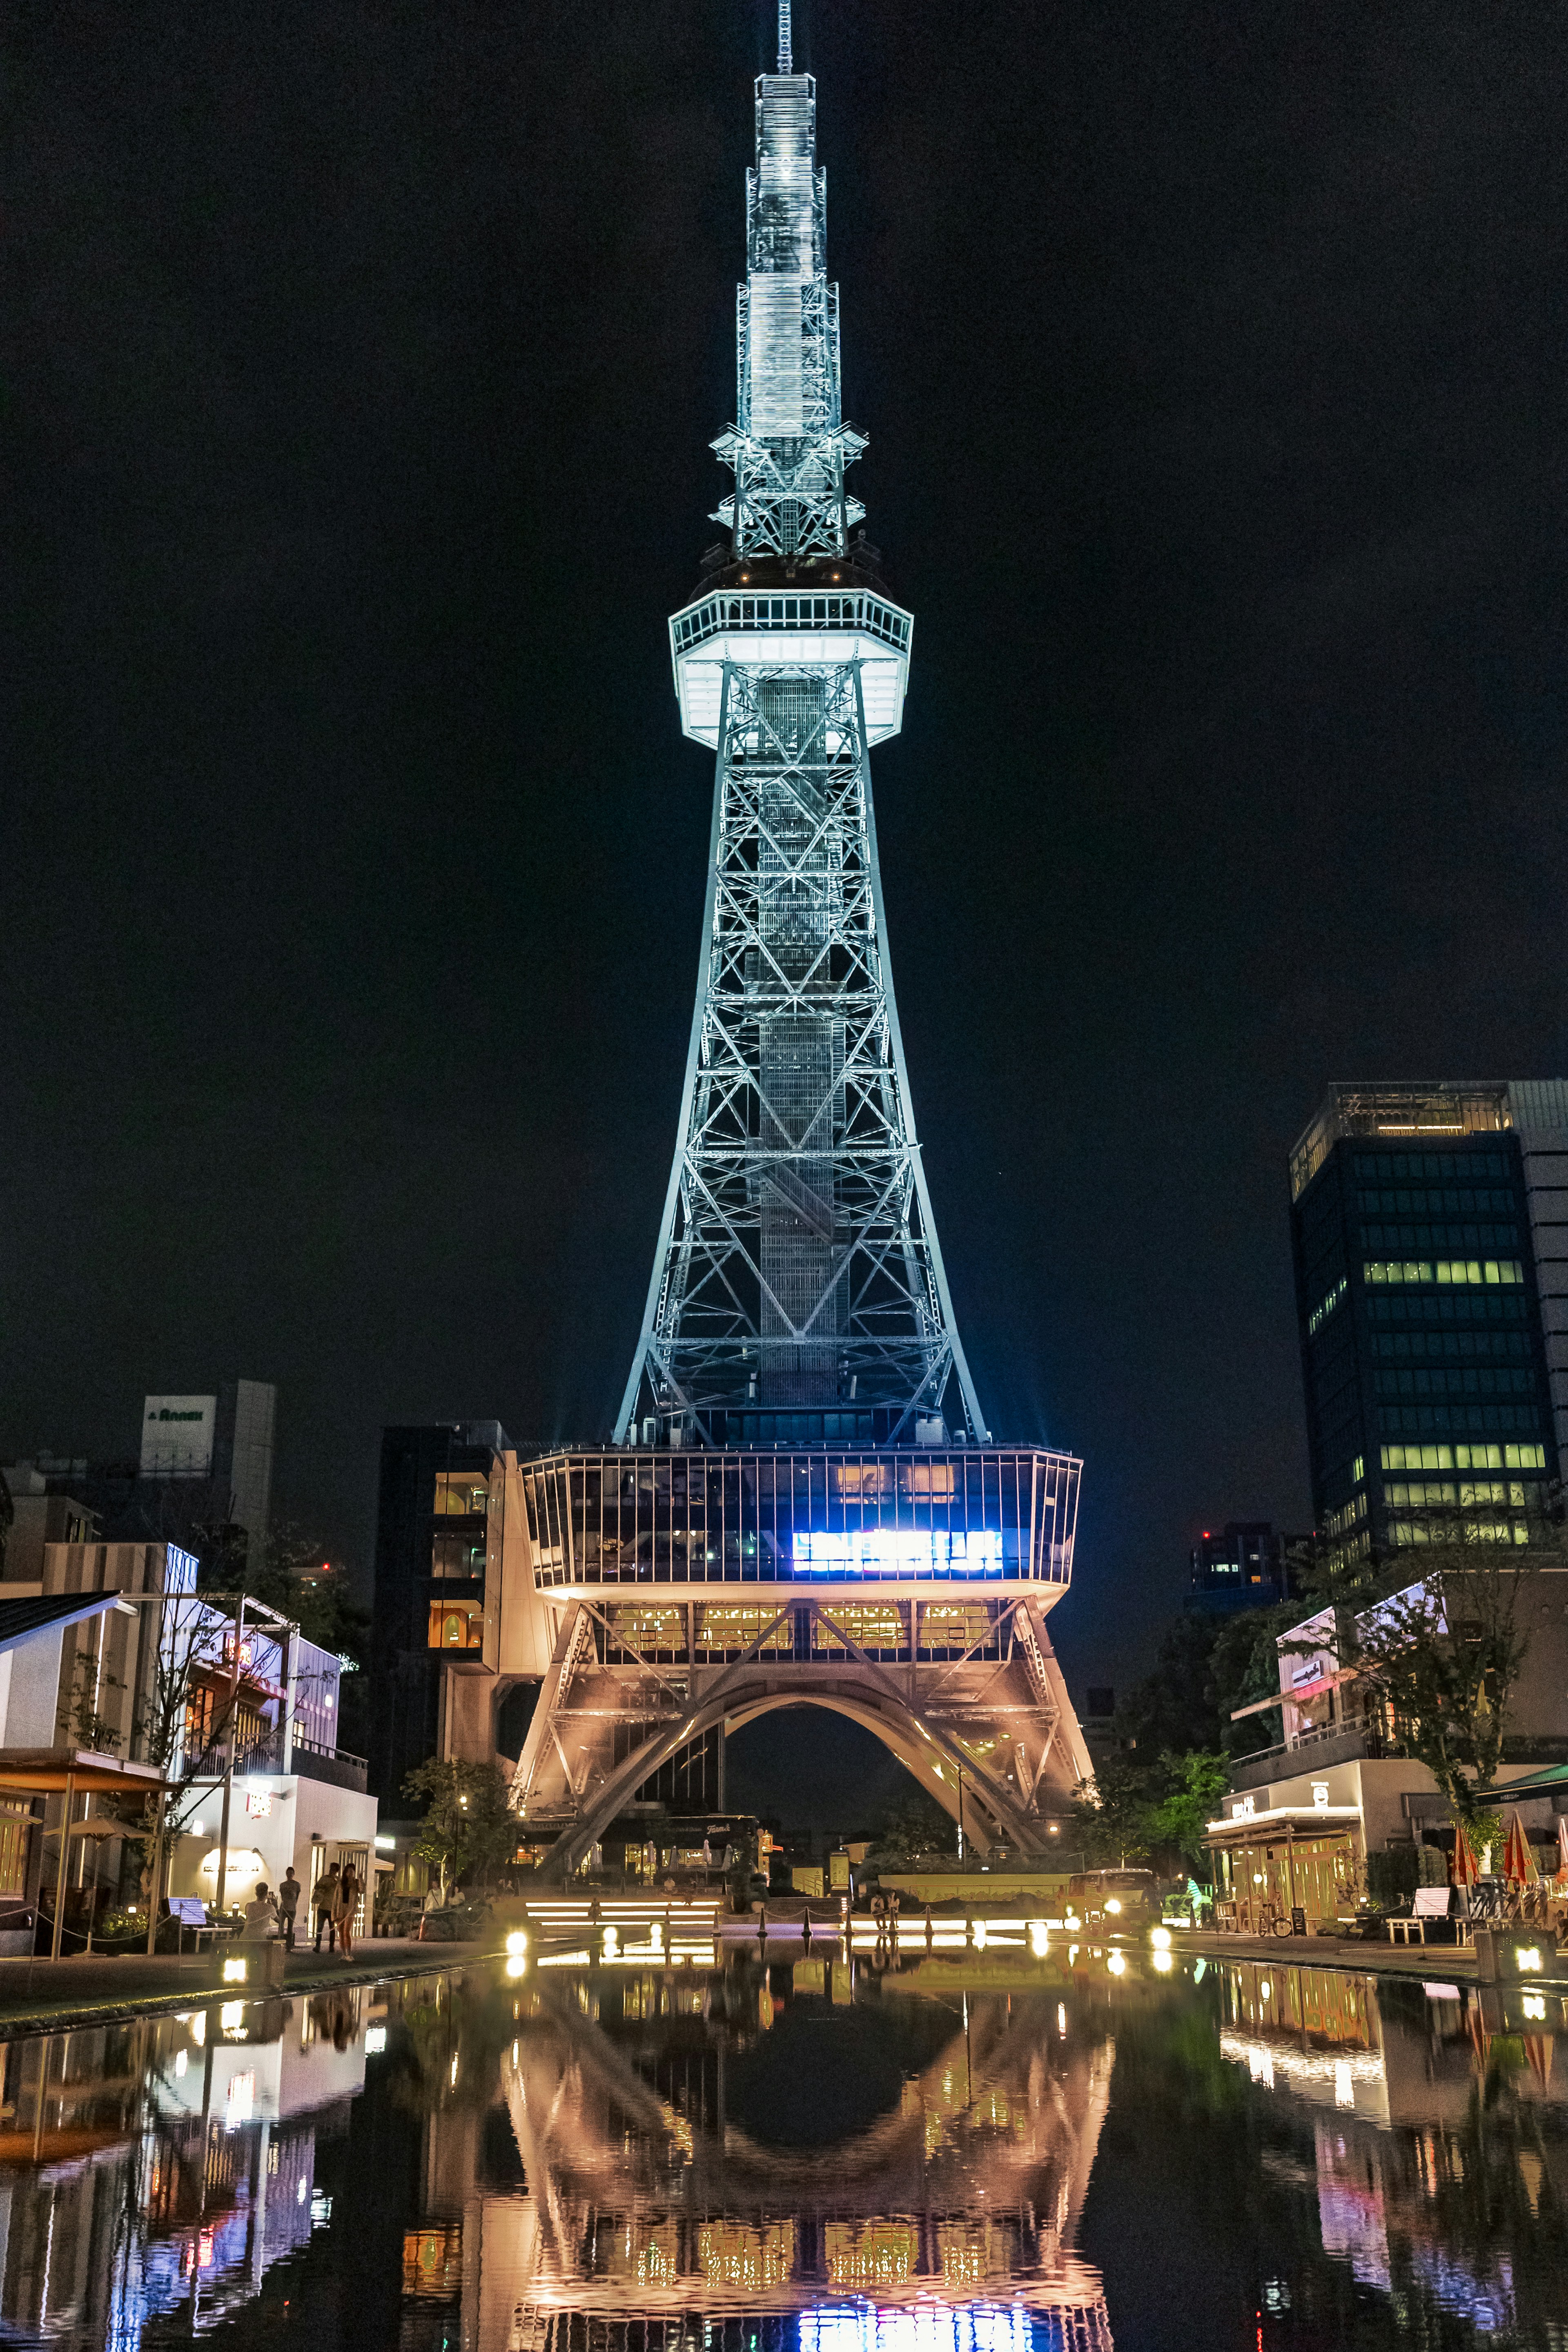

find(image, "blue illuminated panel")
[793,1529,1004,1576]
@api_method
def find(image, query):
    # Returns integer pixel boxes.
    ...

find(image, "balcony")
[1229,1719,1393,1792]
[292,1734,368,1794]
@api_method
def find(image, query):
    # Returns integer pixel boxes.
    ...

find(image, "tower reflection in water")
[0,1951,1559,2347]
[423,1962,1114,2352]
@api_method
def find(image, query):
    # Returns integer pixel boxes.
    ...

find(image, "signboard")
[245,1789,273,1819]
[141,1395,216,1478]
[165,1545,199,1595]
[793,1529,1003,1576]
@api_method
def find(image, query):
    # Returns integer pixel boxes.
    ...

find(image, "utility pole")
[214,1593,247,1917]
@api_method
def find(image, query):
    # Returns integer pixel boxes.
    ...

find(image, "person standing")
[337,1861,361,1960]
[242,1884,278,1940]
[276,1866,302,1952]
[313,1864,341,1953]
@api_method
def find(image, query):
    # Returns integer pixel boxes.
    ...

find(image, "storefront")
[1205,1804,1363,1934]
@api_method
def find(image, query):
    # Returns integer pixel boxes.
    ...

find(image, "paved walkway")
[1157,1923,1568,1987]
[0,1936,498,2040]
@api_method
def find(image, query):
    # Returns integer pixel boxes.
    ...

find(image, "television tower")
[615,9,984,1452]
[511,9,1090,1873]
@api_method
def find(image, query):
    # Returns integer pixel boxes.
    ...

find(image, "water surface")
[0,1941,1563,2348]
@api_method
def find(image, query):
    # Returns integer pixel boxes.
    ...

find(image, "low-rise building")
[1208,1560,1568,1929]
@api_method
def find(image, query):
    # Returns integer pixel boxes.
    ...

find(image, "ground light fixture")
[1149,1927,1172,1951]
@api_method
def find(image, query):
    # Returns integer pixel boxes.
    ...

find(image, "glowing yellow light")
[222,1958,247,1984]
[1523,1993,1546,2020]
[219,2001,245,2035]
[973,1922,987,1950]
[1517,1946,1544,1973]
[1105,1898,1122,1915]
[506,1955,526,1980]
[1150,1927,1172,1951]
[1028,1923,1048,1957]
[1152,1950,1174,1974]
[1260,1980,1272,2000]
[1107,1951,1126,1976]
[505,1929,528,1957]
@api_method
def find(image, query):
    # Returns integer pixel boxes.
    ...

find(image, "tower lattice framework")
[617,34,983,1449]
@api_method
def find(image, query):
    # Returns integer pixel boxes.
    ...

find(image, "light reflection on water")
[0,1948,1559,2346]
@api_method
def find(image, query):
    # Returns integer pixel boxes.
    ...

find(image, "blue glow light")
[793,1530,1004,1576]
[801,2305,1035,2352]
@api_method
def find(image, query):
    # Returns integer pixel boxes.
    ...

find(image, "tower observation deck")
[511,10,1089,1873]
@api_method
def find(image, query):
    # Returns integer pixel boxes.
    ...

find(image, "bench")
[1386,1886,1453,1946]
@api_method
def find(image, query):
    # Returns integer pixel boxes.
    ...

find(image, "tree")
[1069,1755,1152,1867]
[403,1759,517,1901]
[866,1789,958,1868]
[1145,1750,1231,1868]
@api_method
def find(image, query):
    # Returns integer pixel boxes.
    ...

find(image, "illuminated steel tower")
[615,5,982,1451]
[511,10,1090,1872]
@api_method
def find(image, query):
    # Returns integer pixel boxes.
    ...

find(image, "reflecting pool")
[0,1945,1564,2347]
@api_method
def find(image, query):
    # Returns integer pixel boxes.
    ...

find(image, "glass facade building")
[1290,1082,1568,1559]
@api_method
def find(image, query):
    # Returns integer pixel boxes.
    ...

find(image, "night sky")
[5,0,1568,1720]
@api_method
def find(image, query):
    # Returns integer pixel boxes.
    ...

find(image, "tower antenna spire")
[777,0,791,74]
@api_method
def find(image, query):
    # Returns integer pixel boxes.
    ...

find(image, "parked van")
[1063,1869,1158,1928]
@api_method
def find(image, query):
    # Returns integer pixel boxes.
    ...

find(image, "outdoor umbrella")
[1503,1812,1539,1888]
[1452,1821,1481,1891]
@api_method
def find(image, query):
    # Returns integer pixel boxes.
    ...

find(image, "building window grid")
[521,1450,1073,1587]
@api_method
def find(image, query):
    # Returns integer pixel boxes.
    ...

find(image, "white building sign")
[141,1395,216,1478]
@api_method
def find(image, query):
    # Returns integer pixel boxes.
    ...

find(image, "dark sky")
[4,0,1568,1708]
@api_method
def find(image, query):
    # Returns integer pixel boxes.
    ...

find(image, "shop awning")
[1230,1667,1353,1723]
[1204,1805,1362,1846]
[0,1748,169,1796]
[1492,1762,1568,1801]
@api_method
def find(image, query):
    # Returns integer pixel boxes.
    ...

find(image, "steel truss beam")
[617,657,985,1443]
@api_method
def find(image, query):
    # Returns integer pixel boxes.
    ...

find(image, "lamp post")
[214,1594,247,1918]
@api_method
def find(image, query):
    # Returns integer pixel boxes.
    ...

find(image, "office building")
[139,1378,276,1556]
[1290,1081,1568,1559]
[369,1422,551,1805]
[1187,1520,1297,1613]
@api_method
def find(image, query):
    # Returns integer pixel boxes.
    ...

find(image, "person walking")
[337,1861,361,1960]
[276,1866,302,1952]
[313,1864,342,1953]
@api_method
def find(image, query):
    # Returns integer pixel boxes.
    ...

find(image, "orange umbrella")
[1555,1816,1568,1893]
[1503,1812,1538,1888]
[1452,1822,1481,1888]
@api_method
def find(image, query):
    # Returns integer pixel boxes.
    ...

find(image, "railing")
[1229,1719,1392,1792]
[671,587,911,656]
